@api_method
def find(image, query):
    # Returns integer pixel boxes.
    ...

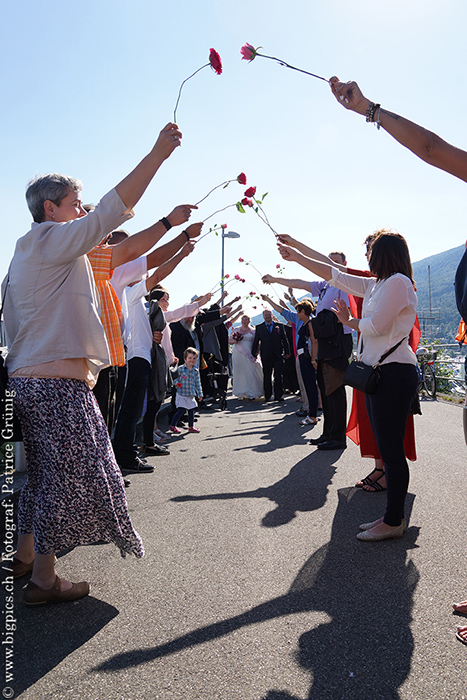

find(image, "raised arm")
[111,206,197,270]
[260,293,284,315]
[145,222,202,271]
[277,245,333,281]
[329,77,467,183]
[144,242,195,292]
[261,274,311,291]
[277,235,347,272]
[115,123,182,210]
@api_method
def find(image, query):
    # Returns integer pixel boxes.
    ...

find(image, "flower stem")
[194,180,233,207]
[196,225,223,243]
[203,204,236,223]
[256,53,328,82]
[174,63,210,122]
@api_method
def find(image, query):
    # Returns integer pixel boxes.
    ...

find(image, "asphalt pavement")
[8,392,467,700]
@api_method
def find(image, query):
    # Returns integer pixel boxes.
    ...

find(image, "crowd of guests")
[4,74,467,647]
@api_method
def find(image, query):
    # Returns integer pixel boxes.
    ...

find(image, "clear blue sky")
[2,0,467,313]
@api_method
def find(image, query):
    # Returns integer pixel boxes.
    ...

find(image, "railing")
[419,342,465,398]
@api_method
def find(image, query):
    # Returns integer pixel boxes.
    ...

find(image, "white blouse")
[330,269,417,367]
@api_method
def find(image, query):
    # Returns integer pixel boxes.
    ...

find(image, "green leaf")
[215,231,219,236]
[262,192,268,200]
[236,202,246,214]
[223,182,230,189]
[254,207,259,213]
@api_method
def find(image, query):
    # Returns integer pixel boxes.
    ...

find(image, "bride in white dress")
[229,315,264,399]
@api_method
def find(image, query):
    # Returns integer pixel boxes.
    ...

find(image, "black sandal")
[363,475,387,492]
[355,467,384,488]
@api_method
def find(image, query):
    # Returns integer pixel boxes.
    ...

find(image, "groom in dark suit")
[252,309,290,402]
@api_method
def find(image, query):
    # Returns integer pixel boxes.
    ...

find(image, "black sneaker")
[141,444,170,456]
[309,435,327,445]
[120,457,155,473]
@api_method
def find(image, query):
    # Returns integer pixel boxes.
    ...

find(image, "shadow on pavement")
[171,450,339,527]
[95,488,419,699]
[13,592,118,695]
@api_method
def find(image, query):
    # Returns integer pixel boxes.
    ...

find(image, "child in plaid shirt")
[169,347,203,433]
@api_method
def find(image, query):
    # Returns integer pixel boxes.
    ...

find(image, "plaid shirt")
[176,364,202,398]
[87,245,125,366]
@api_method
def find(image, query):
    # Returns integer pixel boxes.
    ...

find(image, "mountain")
[250,245,465,341]
[412,245,464,341]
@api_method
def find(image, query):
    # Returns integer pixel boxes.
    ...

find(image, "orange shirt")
[87,245,125,366]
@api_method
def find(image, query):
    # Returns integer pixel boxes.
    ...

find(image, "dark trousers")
[112,357,150,466]
[317,362,347,442]
[93,365,118,434]
[262,355,284,400]
[172,407,195,428]
[299,354,318,417]
[365,362,419,526]
[142,399,162,446]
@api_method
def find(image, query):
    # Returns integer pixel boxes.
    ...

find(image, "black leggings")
[365,363,419,526]
[172,407,195,428]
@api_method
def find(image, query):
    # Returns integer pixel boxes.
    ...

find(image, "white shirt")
[111,257,148,346]
[125,279,153,363]
[331,269,417,367]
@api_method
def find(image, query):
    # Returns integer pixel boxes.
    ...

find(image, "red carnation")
[209,49,223,75]
[239,257,244,262]
[244,186,256,198]
[241,278,246,283]
[225,273,230,279]
[276,264,281,269]
[237,173,247,185]
[241,43,257,61]
[241,197,253,207]
[221,223,227,229]
[235,274,241,280]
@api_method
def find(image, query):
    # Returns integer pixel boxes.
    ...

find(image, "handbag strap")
[361,336,407,367]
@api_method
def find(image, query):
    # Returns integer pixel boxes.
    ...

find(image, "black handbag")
[344,338,406,395]
[0,275,23,445]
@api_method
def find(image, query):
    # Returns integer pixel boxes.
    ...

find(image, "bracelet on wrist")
[365,102,381,128]
[160,217,172,231]
[182,230,190,242]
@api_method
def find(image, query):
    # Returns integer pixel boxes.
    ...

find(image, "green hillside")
[412,245,464,341]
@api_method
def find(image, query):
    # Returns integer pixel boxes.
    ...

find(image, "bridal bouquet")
[231,331,244,342]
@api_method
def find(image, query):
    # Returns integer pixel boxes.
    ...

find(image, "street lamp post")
[221,230,240,297]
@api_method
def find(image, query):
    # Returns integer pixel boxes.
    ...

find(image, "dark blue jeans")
[365,362,419,526]
[112,357,151,466]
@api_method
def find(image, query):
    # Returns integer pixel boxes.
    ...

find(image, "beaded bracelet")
[365,102,381,126]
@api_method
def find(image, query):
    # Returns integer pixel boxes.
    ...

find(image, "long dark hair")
[369,230,414,283]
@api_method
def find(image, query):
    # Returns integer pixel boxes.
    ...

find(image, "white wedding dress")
[231,331,264,399]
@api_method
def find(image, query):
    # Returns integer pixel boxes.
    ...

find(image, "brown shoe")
[24,575,90,606]
[13,557,34,579]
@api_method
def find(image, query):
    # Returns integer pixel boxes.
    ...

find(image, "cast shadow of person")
[96,487,419,700]
[172,450,339,527]
[12,592,119,695]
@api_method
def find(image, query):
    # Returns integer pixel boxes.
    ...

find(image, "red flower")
[250,291,255,295]
[276,264,281,269]
[244,186,256,198]
[176,382,182,388]
[237,172,247,185]
[209,49,223,75]
[241,197,253,207]
[239,257,244,262]
[225,273,230,279]
[241,43,257,61]
[235,274,241,280]
[253,306,257,309]
[221,223,227,229]
[241,278,246,283]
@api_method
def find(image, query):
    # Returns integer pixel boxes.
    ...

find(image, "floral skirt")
[10,377,144,558]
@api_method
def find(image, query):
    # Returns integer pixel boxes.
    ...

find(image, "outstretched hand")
[152,123,183,161]
[185,222,203,238]
[168,204,198,227]
[181,241,196,257]
[332,297,351,325]
[277,243,298,262]
[329,77,369,115]
[262,274,274,285]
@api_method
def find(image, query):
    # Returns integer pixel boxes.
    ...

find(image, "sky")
[2,0,467,315]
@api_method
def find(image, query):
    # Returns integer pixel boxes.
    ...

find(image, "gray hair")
[26,173,82,223]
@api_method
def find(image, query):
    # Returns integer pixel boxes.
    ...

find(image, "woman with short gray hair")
[5,122,182,605]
